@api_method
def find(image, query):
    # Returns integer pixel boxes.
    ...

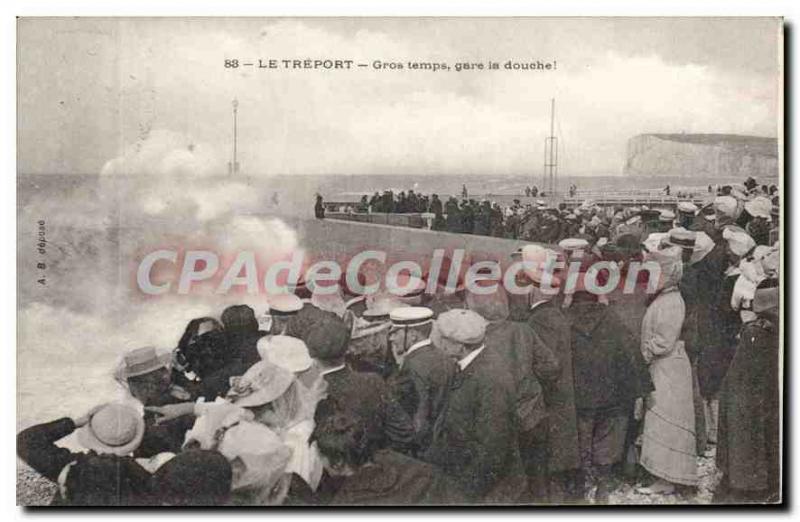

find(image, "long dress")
[639,287,698,486]
[717,315,780,497]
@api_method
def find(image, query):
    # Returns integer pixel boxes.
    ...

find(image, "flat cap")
[677,201,698,214]
[433,309,487,345]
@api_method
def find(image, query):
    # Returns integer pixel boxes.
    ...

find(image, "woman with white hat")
[17,402,152,505]
[636,248,698,495]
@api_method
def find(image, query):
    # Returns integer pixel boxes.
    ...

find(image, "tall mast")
[230,98,239,176]
[543,98,558,200]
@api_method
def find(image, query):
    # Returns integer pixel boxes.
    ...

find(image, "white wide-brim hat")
[77,402,145,456]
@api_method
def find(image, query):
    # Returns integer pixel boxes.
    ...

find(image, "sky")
[17,17,781,177]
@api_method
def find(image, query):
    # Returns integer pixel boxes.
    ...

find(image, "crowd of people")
[18,176,780,506]
[331,178,778,247]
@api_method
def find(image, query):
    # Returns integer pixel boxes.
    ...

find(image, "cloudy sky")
[18,17,781,177]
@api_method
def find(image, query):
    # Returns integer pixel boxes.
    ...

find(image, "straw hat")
[267,294,303,316]
[257,335,312,373]
[77,402,145,456]
[389,306,434,328]
[226,361,294,407]
[116,346,171,380]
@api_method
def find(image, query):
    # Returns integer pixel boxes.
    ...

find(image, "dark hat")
[153,450,232,506]
[305,315,351,361]
[221,305,258,332]
[614,233,643,257]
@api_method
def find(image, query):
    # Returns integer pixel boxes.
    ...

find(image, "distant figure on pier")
[369,192,380,213]
[525,186,532,197]
[461,184,468,199]
[445,197,462,233]
[708,185,713,193]
[531,185,539,198]
[315,194,325,219]
[569,184,577,197]
[664,184,671,196]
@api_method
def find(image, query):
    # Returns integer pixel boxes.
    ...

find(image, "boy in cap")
[424,309,526,503]
[306,315,415,455]
[387,307,457,453]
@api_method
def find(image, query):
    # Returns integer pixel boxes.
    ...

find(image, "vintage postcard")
[17,17,782,506]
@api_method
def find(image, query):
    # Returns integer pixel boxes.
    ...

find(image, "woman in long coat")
[716,284,780,502]
[637,249,698,494]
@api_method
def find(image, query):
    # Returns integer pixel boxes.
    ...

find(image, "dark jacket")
[564,301,653,411]
[484,320,560,434]
[425,348,526,503]
[320,366,415,453]
[224,329,267,370]
[697,272,739,398]
[330,449,466,505]
[135,391,197,458]
[17,418,153,506]
[717,315,780,495]
[524,300,581,473]
[390,342,457,451]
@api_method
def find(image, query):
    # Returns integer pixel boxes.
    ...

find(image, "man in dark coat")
[716,284,780,502]
[387,307,457,453]
[563,292,653,503]
[313,410,466,505]
[307,314,415,454]
[461,200,475,234]
[473,201,492,236]
[425,309,527,503]
[444,198,462,233]
[465,289,561,502]
[314,194,325,219]
[430,194,445,230]
[514,244,582,502]
[17,403,154,505]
